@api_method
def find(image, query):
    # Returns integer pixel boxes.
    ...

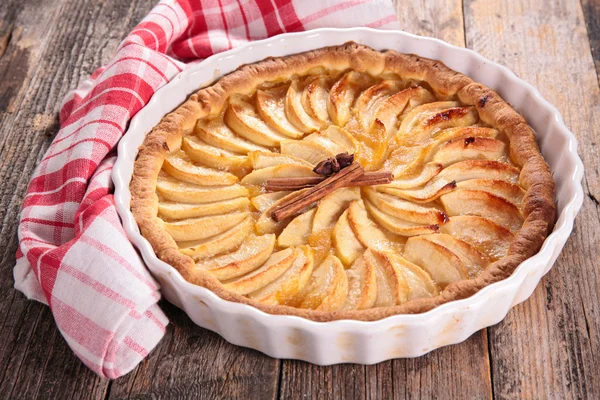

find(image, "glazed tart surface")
[130,43,555,321]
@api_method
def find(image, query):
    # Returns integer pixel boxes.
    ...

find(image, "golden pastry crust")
[130,42,556,321]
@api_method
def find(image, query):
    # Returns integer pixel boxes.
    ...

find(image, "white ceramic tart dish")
[113,28,584,363]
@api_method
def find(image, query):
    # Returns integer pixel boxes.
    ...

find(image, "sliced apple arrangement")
[155,70,525,312]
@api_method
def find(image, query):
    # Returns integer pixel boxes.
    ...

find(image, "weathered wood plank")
[380,2,494,397]
[279,331,492,399]
[7,306,109,400]
[0,0,156,398]
[108,302,280,400]
[392,330,492,399]
[0,0,19,60]
[0,0,281,397]
[464,0,600,398]
[392,0,465,47]
[280,3,492,398]
[581,0,600,81]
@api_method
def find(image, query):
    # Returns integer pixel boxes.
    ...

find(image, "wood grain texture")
[464,0,600,398]
[279,2,492,399]
[0,0,598,398]
[581,0,600,82]
[107,302,279,400]
[0,0,156,398]
[392,0,465,47]
[392,330,492,399]
[280,331,492,399]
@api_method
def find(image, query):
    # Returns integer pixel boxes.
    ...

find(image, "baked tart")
[130,43,556,321]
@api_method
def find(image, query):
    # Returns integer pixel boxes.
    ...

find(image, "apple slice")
[163,151,238,186]
[297,255,348,311]
[223,247,297,295]
[379,177,456,203]
[347,200,399,252]
[248,150,312,169]
[251,191,290,213]
[182,135,249,170]
[256,86,304,139]
[363,187,447,225]
[420,107,478,134]
[398,101,461,138]
[403,236,469,288]
[312,187,361,233]
[437,126,499,139]
[347,119,388,170]
[163,211,249,241]
[225,95,288,146]
[354,80,404,131]
[303,133,347,155]
[364,249,409,307]
[301,75,331,125]
[432,137,506,167]
[383,145,425,177]
[240,164,318,186]
[419,234,489,279]
[332,209,366,267]
[364,200,439,236]
[309,187,361,263]
[178,216,252,258]
[383,162,443,189]
[285,79,324,133]
[437,159,520,184]
[386,253,439,300]
[327,71,376,126]
[280,139,335,165]
[398,102,478,146]
[197,233,276,280]
[317,125,359,154]
[397,89,443,123]
[342,253,377,310]
[157,173,248,203]
[374,86,435,135]
[158,197,250,220]
[278,208,316,247]
[398,127,500,173]
[422,127,500,161]
[307,228,333,267]
[440,215,514,261]
[249,246,315,305]
[457,179,525,206]
[255,189,310,235]
[195,116,267,154]
[440,189,523,231]
[385,126,499,182]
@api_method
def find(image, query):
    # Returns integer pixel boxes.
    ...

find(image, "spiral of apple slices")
[155,68,528,311]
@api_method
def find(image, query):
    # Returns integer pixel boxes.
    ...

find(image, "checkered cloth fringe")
[14,0,399,379]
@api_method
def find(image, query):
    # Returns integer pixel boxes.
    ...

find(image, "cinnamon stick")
[265,171,393,192]
[270,163,365,222]
[351,171,394,185]
[264,176,324,191]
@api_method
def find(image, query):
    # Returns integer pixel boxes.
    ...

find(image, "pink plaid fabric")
[14,0,399,379]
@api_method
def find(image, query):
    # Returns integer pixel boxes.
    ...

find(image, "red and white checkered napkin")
[14,0,399,379]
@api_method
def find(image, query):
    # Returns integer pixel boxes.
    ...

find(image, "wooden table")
[0,0,598,398]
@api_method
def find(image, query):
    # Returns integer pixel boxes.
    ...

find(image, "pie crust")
[130,42,556,321]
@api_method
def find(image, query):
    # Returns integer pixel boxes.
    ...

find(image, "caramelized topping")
[152,64,527,312]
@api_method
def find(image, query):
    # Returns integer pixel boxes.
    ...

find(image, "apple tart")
[130,43,555,321]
